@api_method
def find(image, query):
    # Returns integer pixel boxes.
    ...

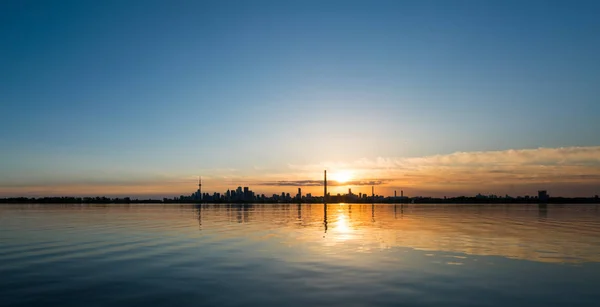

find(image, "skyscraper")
[538,190,549,202]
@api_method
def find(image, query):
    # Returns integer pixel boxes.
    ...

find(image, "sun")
[331,170,354,184]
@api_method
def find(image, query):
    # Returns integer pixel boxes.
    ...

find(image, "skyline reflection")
[190,203,600,263]
[2,203,599,264]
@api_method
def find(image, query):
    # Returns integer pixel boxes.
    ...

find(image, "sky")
[1,0,600,198]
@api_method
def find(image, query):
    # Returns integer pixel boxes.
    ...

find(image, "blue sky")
[1,0,599,197]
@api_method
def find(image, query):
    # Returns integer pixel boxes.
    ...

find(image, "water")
[1,204,599,307]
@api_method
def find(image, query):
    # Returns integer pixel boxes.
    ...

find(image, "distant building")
[538,190,549,202]
[243,187,249,201]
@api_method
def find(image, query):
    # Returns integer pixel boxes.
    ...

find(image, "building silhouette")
[538,190,549,202]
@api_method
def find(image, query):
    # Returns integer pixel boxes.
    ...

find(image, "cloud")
[286,146,600,191]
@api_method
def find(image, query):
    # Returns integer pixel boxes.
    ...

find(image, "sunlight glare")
[333,206,353,241]
[331,170,354,184]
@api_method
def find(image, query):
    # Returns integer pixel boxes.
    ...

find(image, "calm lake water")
[1,204,599,307]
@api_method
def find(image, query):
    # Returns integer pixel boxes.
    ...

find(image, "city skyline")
[2,146,599,198]
[5,166,598,202]
[1,1,600,198]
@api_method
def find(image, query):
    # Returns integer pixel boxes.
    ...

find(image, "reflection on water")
[140,203,600,263]
[1,204,600,307]
[310,203,600,263]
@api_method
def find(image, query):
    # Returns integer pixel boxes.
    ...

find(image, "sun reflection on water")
[4,204,598,263]
[332,204,354,241]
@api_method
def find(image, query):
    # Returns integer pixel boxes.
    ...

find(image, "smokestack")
[324,170,327,204]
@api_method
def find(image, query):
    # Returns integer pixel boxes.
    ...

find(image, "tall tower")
[372,185,374,201]
[198,176,202,201]
[324,170,327,204]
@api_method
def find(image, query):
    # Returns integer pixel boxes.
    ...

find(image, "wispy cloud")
[285,146,600,190]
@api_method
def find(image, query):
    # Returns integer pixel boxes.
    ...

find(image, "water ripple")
[1,204,599,307]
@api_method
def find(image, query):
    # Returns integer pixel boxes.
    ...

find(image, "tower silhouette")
[324,170,327,204]
[372,185,374,202]
[198,176,202,202]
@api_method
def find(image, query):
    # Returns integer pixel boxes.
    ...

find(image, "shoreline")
[1,198,599,205]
